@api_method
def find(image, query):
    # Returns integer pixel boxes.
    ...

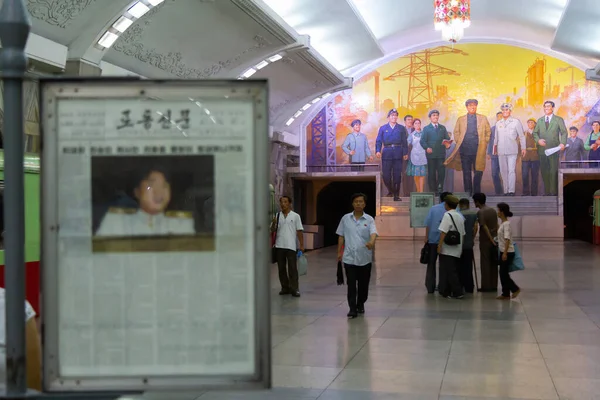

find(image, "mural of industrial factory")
[305,43,600,194]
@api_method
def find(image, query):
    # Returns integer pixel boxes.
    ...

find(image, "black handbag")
[336,261,345,285]
[271,212,280,264]
[443,212,461,246]
[420,243,430,264]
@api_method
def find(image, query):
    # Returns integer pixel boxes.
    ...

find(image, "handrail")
[306,164,381,172]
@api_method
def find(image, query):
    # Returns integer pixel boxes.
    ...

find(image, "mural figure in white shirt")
[493,103,526,196]
[96,167,195,237]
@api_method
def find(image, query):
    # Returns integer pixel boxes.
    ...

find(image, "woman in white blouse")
[406,118,428,192]
[496,203,521,300]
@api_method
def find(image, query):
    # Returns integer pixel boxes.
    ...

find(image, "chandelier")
[434,0,471,43]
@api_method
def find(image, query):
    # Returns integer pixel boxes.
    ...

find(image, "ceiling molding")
[226,36,310,78]
[297,50,346,86]
[27,0,98,29]
[67,0,164,66]
[230,0,297,45]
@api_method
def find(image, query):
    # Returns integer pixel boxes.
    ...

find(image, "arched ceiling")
[14,0,600,139]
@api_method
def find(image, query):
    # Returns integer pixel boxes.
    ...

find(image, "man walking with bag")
[337,193,378,319]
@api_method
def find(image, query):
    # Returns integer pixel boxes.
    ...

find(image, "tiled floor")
[139,240,600,400]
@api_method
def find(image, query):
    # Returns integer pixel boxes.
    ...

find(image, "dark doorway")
[564,180,600,243]
[316,181,376,247]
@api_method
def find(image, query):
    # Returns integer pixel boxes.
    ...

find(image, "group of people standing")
[342,100,600,198]
[271,189,522,320]
[424,192,521,300]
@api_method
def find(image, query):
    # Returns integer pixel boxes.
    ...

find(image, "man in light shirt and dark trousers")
[424,192,453,293]
[337,193,378,319]
[271,196,304,297]
[437,195,466,299]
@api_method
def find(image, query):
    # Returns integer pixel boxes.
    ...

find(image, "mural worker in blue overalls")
[376,109,409,201]
[341,119,373,171]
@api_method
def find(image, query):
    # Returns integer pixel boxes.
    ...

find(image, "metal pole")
[0,0,31,397]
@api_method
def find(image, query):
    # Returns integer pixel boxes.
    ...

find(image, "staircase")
[380,195,559,216]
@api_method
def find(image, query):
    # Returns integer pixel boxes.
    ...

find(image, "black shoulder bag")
[271,212,280,264]
[443,212,461,246]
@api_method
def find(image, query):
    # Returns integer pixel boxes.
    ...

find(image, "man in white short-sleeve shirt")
[336,193,378,319]
[437,195,466,299]
[271,196,304,297]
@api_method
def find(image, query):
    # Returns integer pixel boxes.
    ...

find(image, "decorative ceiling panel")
[27,0,98,28]
[104,0,286,79]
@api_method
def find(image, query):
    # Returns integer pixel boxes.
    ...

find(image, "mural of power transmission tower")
[383,46,468,110]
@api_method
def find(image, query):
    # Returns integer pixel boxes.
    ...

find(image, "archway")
[564,180,600,243]
[316,181,376,247]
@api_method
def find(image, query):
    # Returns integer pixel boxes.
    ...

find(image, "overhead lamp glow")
[293,110,303,118]
[98,31,119,48]
[301,103,311,111]
[268,54,283,62]
[128,2,150,18]
[242,68,256,78]
[112,16,133,33]
[147,0,165,5]
[311,97,321,104]
[285,118,295,126]
[255,60,269,70]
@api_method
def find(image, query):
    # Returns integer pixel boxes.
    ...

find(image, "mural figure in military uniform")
[375,109,408,201]
[96,167,195,237]
[532,100,567,196]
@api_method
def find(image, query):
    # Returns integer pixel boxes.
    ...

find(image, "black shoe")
[279,290,290,295]
[291,291,301,297]
[347,310,358,319]
[357,305,365,314]
[393,196,401,201]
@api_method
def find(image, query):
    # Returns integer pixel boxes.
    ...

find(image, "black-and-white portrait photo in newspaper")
[90,154,215,252]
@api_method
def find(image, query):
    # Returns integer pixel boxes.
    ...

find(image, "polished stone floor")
[141,240,600,400]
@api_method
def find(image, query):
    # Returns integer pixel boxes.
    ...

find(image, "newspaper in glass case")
[40,80,270,392]
[410,192,435,228]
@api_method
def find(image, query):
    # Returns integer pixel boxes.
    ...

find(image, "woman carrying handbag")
[496,203,521,300]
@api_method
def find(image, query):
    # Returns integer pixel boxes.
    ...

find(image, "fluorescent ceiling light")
[268,54,283,62]
[293,110,303,118]
[98,31,119,48]
[112,16,133,33]
[255,60,269,70]
[323,93,331,97]
[242,68,256,78]
[147,0,165,5]
[301,103,311,111]
[285,118,295,126]
[128,2,150,18]
[311,97,321,104]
